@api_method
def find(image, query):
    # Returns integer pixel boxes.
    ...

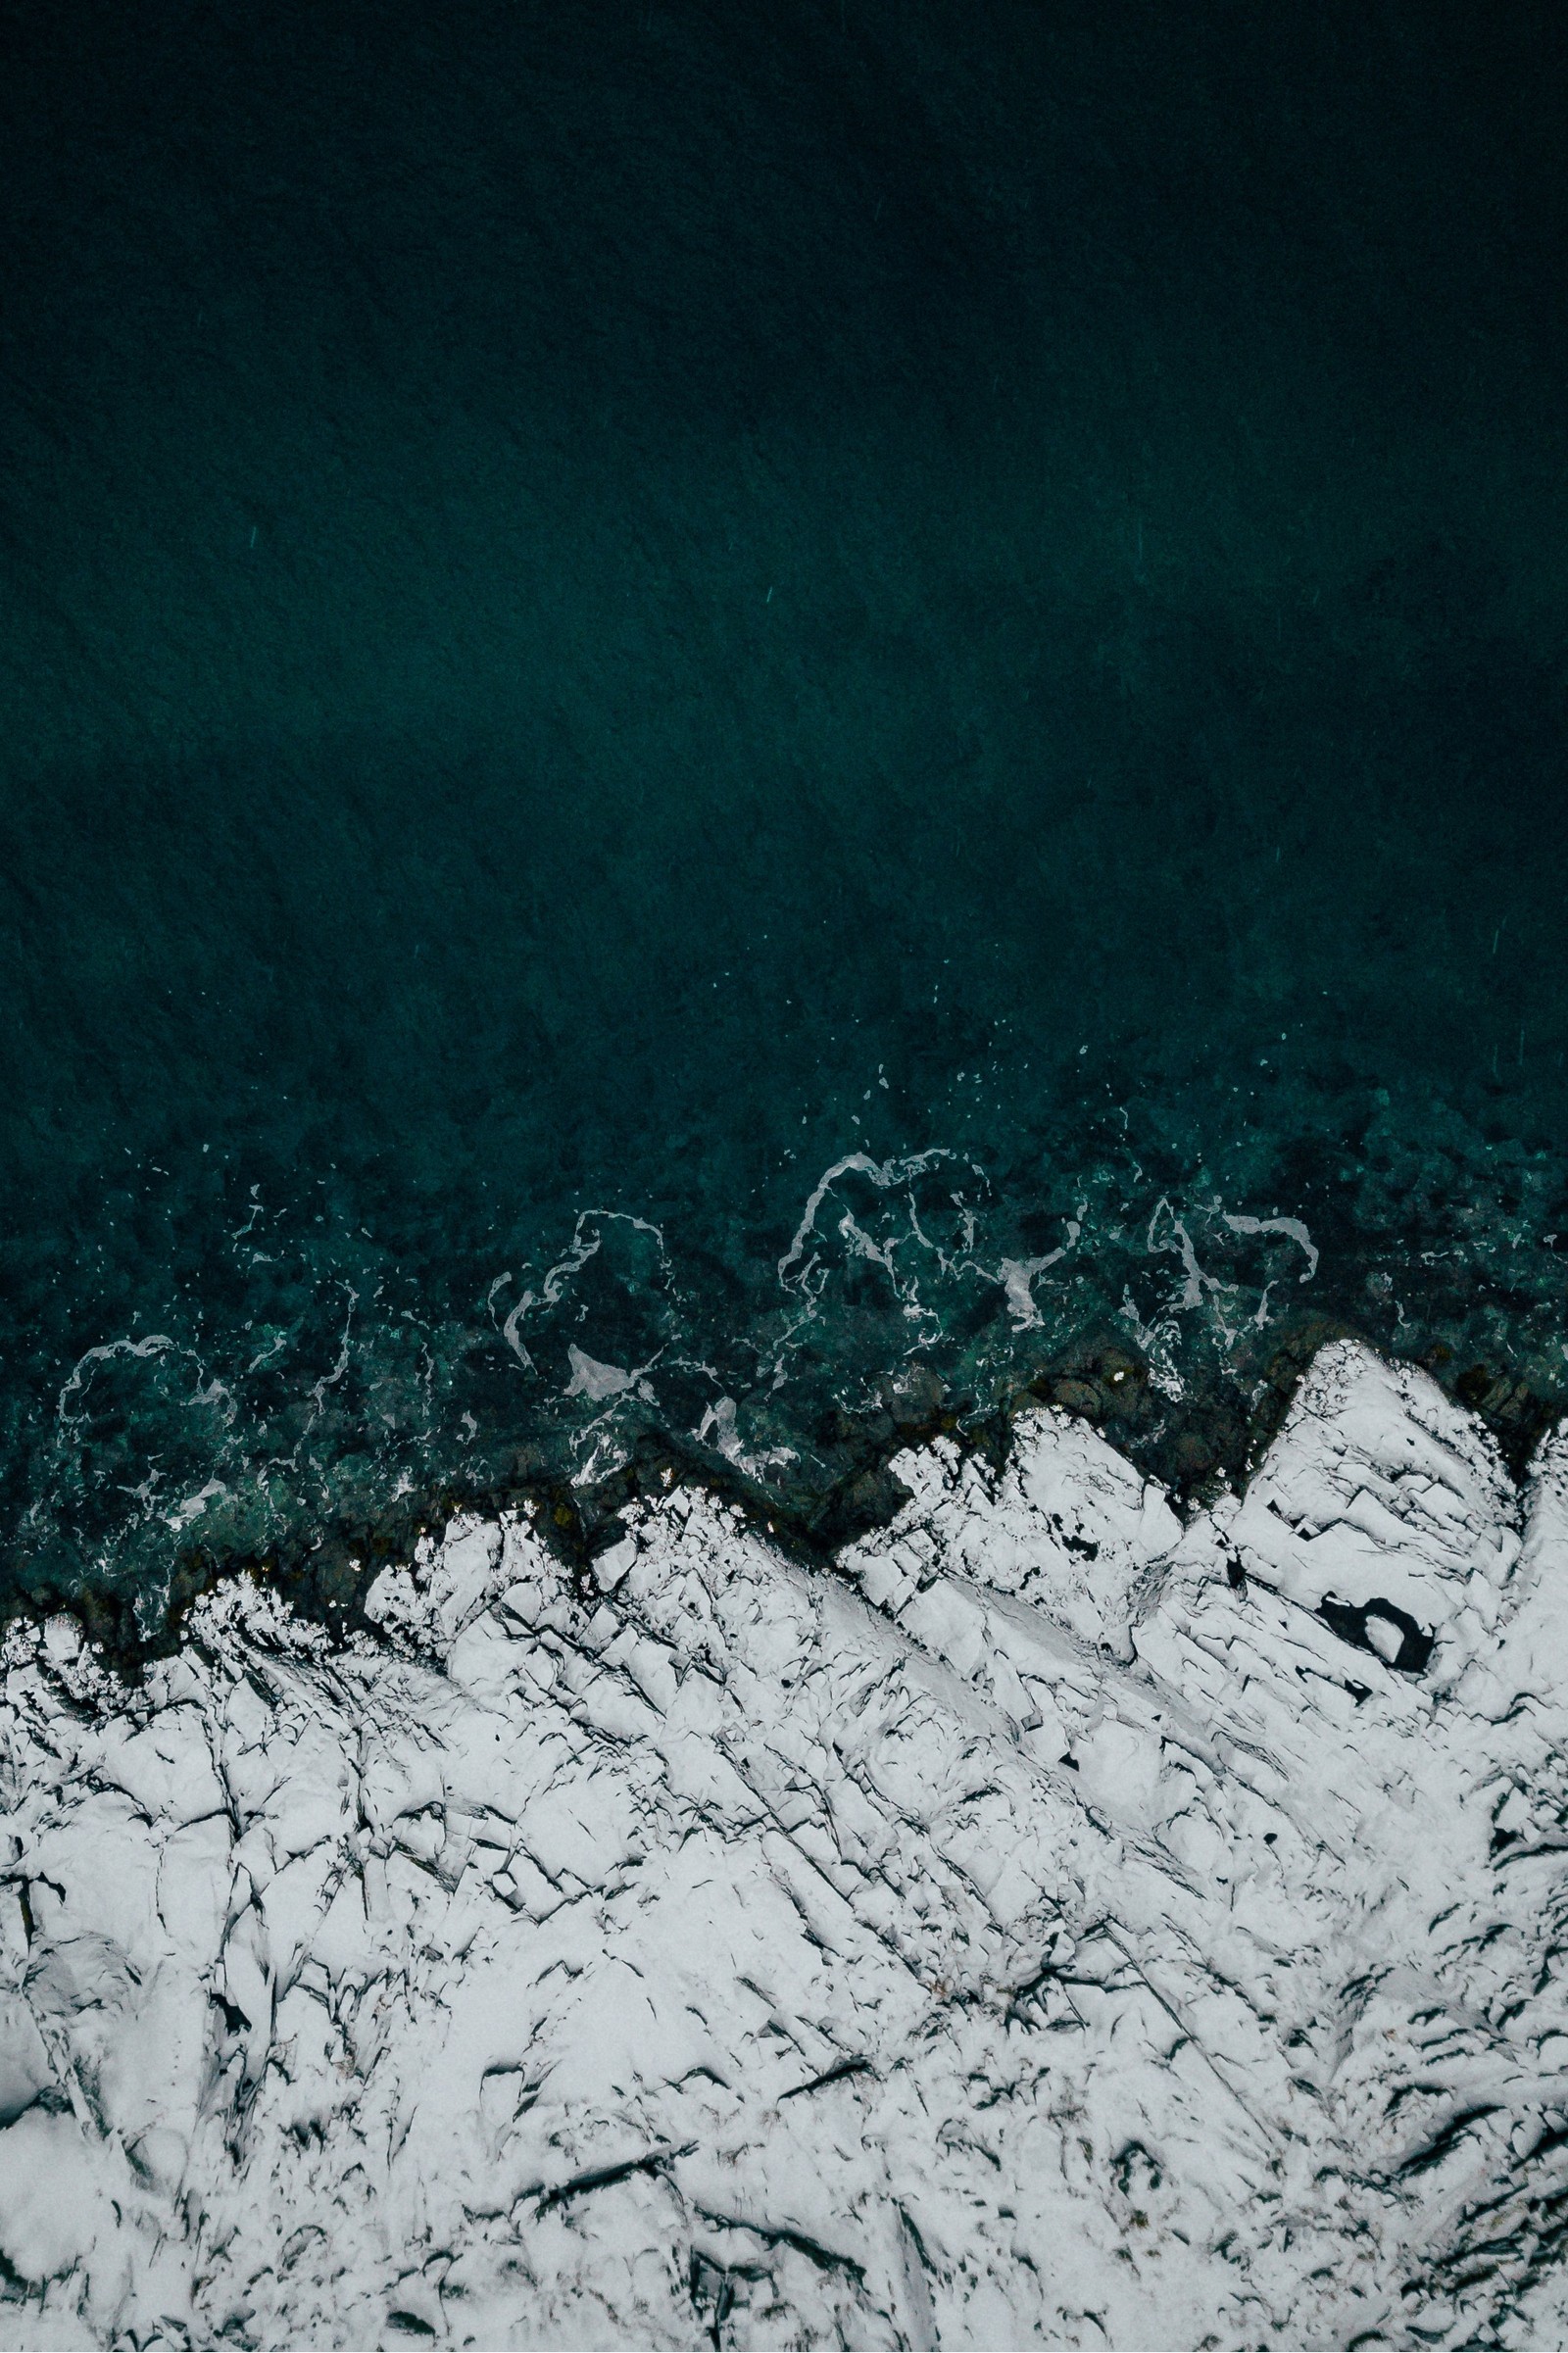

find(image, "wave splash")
[8,1071,1566,1640]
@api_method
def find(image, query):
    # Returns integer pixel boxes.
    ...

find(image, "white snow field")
[4,1340,1568,2349]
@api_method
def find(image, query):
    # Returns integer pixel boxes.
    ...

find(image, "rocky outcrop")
[3,1341,1568,2347]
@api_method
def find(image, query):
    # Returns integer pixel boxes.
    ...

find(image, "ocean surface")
[3,0,1567,1631]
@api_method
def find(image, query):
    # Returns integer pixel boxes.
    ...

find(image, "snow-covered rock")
[1225,1342,1520,1683]
[2,1341,1567,2347]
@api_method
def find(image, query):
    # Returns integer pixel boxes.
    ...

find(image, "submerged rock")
[2,1341,1568,2347]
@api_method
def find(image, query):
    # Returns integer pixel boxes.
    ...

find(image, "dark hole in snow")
[1317,1594,1435,1676]
[1051,1512,1100,1561]
[385,2314,436,2339]
[1112,2139,1164,2199]
[689,2251,738,2348]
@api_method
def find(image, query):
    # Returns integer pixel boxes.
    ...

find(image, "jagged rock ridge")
[3,1340,1568,2348]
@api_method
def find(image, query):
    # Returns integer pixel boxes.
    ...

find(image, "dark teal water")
[4,0,1568,1625]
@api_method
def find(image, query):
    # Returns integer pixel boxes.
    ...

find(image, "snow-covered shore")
[4,1340,1568,2348]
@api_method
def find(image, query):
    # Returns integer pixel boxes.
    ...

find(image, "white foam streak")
[164,1479,227,1532]
[1222,1209,1320,1282]
[56,1336,178,1427]
[564,1346,642,1404]
[777,1151,956,1290]
[1147,1197,1231,1311]
[996,1219,1082,1330]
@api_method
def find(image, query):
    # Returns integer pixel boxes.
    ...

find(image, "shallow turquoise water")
[3,1,1567,1622]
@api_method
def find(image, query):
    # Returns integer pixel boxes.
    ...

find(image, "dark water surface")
[4,0,1568,1625]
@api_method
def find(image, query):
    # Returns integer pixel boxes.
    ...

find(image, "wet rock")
[1454,1362,1560,1477]
[879,1363,945,1431]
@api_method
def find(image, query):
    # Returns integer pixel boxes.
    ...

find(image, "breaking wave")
[8,1064,1567,1639]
